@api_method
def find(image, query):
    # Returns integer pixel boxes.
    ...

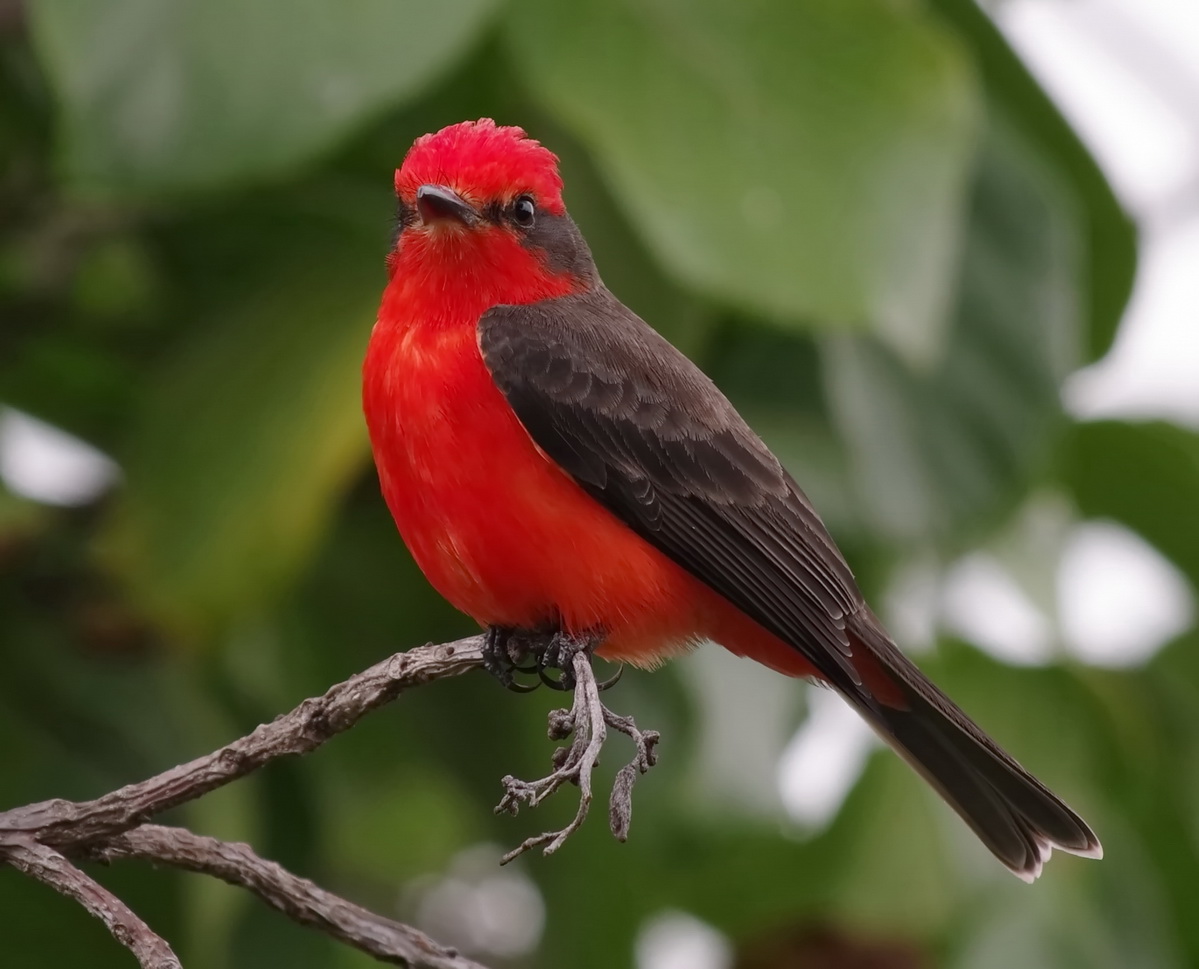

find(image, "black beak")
[416,184,479,227]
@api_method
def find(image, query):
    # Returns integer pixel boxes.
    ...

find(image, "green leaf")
[703,323,862,541]
[546,119,717,358]
[949,872,1178,969]
[93,190,383,638]
[827,753,956,936]
[508,0,980,364]
[1144,633,1199,965]
[1063,420,1199,589]
[29,0,497,195]
[824,118,1075,545]
[926,0,1137,362]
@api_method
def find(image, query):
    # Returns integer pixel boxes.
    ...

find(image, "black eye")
[511,195,536,228]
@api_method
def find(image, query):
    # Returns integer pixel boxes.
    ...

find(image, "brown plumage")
[481,285,1101,880]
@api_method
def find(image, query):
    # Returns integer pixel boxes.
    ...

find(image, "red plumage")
[363,119,1101,880]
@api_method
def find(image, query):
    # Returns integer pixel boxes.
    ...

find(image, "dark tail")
[844,609,1102,882]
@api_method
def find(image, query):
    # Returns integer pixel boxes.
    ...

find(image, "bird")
[362,118,1102,881]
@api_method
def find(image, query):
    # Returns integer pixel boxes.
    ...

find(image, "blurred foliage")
[3,0,1196,968]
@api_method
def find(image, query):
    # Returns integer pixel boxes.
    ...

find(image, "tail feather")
[845,609,1102,882]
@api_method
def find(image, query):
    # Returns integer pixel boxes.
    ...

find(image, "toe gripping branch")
[485,631,661,863]
[481,627,623,693]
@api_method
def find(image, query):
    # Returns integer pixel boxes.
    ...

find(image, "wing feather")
[479,288,866,698]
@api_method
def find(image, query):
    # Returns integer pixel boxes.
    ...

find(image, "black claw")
[595,663,624,692]
[482,626,542,693]
[537,665,569,691]
[481,626,614,696]
[480,627,509,681]
[543,631,590,689]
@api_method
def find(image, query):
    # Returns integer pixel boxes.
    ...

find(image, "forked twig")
[494,650,660,863]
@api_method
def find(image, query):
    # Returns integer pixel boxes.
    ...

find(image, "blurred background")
[1,0,1197,966]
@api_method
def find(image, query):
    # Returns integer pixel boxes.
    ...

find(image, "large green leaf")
[927,0,1137,362]
[1063,421,1199,589]
[508,0,980,364]
[29,0,496,195]
[824,753,956,935]
[93,190,384,638]
[702,323,862,543]
[544,118,717,358]
[949,868,1180,969]
[824,117,1076,545]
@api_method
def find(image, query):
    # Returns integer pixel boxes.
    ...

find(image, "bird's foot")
[481,628,623,694]
[493,645,660,863]
[535,631,623,692]
[481,626,540,694]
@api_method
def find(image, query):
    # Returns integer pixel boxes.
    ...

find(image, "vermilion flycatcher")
[363,119,1101,881]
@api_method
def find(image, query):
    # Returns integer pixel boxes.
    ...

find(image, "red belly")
[364,321,708,664]
[363,316,817,678]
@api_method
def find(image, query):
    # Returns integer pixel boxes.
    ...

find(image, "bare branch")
[0,632,660,968]
[604,706,660,842]
[2,839,181,969]
[495,650,660,863]
[86,825,488,969]
[0,637,487,968]
[0,637,484,850]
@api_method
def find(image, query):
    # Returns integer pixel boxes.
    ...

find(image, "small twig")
[3,839,181,969]
[494,650,660,862]
[85,825,488,969]
[495,651,606,861]
[604,706,660,842]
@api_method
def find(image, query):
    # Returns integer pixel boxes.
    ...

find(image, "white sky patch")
[974,0,1199,666]
[1128,0,1199,55]
[0,407,121,506]
[1066,220,1199,428]
[940,553,1055,666]
[995,0,1199,215]
[994,0,1199,428]
[635,911,733,969]
[1058,520,1195,666]
[778,685,877,830]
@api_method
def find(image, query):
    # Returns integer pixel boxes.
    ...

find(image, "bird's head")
[389,119,595,302]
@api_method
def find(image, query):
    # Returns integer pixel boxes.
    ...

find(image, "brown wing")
[478,287,871,703]
[479,287,1103,877]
